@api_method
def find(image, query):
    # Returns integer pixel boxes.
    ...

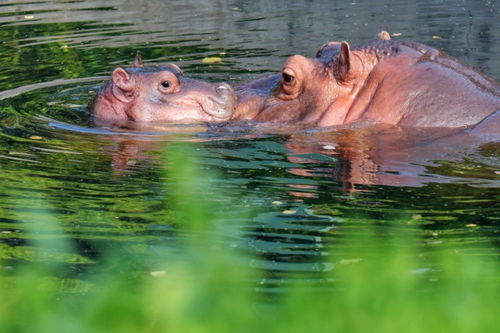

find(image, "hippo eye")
[282,73,294,84]
[278,68,301,99]
[158,73,180,94]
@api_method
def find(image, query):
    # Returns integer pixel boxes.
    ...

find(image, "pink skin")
[91,56,236,127]
[234,31,500,129]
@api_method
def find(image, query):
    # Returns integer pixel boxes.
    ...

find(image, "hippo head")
[234,33,394,126]
[92,55,236,126]
[234,41,370,126]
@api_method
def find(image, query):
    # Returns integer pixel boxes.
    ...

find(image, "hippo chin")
[91,55,236,126]
[234,31,500,128]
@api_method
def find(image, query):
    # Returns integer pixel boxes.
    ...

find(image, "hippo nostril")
[215,82,235,98]
[201,83,236,121]
[216,84,228,94]
[215,82,236,109]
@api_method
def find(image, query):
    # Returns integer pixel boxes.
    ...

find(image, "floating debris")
[202,57,222,64]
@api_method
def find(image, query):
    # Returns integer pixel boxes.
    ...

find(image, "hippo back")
[348,39,500,128]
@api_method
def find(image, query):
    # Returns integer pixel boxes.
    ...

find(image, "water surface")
[0,0,498,285]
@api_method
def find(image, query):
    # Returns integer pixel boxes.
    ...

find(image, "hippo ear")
[112,68,135,101]
[166,63,183,76]
[133,54,144,67]
[334,41,351,82]
[316,41,342,59]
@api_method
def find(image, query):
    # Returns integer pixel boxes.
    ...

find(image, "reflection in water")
[1,116,499,276]
[86,120,500,189]
[0,0,498,280]
[285,122,500,189]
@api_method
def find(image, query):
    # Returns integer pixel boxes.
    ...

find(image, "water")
[0,0,498,283]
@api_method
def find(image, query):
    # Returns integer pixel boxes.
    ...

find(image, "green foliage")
[0,143,499,333]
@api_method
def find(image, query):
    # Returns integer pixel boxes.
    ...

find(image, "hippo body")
[235,34,500,129]
[91,56,236,126]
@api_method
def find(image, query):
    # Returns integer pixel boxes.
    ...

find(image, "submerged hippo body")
[235,32,500,128]
[91,55,236,126]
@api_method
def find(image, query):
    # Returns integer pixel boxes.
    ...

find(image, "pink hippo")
[234,31,499,129]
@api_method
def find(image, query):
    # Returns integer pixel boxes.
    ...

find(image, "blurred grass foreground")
[0,143,498,333]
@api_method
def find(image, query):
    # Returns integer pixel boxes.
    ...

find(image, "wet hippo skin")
[234,31,499,129]
[91,55,236,127]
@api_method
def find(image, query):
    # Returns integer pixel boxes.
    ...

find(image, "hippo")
[234,31,500,128]
[91,55,236,126]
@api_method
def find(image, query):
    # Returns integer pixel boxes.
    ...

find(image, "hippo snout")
[204,82,237,121]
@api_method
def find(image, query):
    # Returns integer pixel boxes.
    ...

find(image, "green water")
[0,0,499,286]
